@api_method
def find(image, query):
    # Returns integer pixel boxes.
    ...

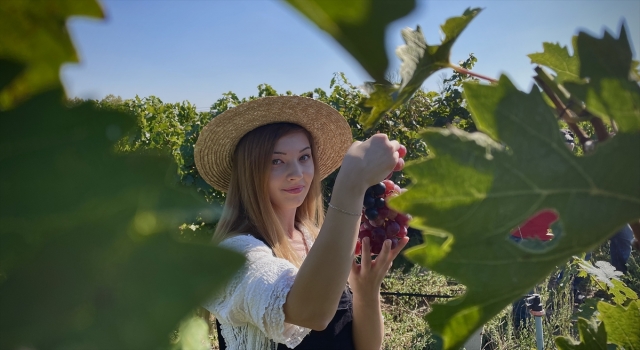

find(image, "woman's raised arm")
[283,134,400,330]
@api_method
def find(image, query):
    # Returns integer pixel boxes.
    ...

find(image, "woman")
[196,96,409,349]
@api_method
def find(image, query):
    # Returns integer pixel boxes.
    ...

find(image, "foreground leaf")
[358,8,480,128]
[285,0,415,82]
[531,25,640,132]
[0,0,103,109]
[598,300,640,349]
[0,78,244,348]
[555,317,612,350]
[392,75,640,349]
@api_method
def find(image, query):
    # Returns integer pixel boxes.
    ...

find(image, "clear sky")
[62,0,640,111]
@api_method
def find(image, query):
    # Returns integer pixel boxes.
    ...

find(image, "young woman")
[196,96,409,349]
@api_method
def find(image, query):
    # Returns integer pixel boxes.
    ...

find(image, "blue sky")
[62,0,640,111]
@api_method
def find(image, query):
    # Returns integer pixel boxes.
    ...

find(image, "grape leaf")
[0,0,103,109]
[609,279,639,306]
[358,8,480,129]
[578,260,637,305]
[555,317,614,350]
[579,260,623,288]
[597,300,640,350]
[532,25,640,133]
[528,38,581,84]
[0,68,244,348]
[284,0,415,82]
[391,75,640,349]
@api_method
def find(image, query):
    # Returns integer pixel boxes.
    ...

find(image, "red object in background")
[510,210,558,241]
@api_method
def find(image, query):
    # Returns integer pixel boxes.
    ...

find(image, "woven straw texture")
[194,96,353,192]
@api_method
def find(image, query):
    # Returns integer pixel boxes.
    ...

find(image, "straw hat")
[195,96,353,192]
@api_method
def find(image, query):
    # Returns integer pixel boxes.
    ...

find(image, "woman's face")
[268,131,314,212]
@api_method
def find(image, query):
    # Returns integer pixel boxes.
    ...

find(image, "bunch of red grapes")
[355,145,411,255]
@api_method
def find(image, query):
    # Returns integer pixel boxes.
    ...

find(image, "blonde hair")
[212,123,324,267]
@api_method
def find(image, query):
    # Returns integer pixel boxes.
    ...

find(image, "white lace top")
[203,231,315,350]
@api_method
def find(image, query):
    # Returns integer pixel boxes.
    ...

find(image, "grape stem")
[532,75,590,146]
[448,64,498,84]
[533,66,610,144]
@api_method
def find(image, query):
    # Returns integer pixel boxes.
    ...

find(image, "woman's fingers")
[389,237,410,259]
[361,237,372,272]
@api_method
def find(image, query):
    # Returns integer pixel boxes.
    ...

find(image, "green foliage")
[555,317,614,350]
[386,23,640,348]
[528,39,581,85]
[578,260,639,306]
[284,0,416,82]
[531,24,640,133]
[358,8,480,128]
[0,0,103,109]
[0,10,244,349]
[598,300,640,349]
[170,316,211,350]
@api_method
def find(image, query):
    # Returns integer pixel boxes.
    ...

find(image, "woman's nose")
[287,162,303,180]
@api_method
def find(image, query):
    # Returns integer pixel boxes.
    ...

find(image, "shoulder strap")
[215,318,227,350]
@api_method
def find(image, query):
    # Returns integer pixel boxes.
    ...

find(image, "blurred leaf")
[555,317,612,350]
[358,8,480,129]
[0,87,244,349]
[574,298,601,322]
[171,316,210,350]
[0,0,103,109]
[285,0,415,82]
[392,75,640,349]
[528,38,581,84]
[597,300,640,349]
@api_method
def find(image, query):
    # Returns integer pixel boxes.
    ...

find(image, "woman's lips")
[283,186,304,194]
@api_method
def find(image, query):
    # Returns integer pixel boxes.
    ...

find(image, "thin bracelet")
[328,202,361,217]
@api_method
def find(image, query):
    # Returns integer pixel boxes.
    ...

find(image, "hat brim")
[195,96,353,192]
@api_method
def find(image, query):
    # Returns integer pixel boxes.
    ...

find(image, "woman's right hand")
[339,134,400,189]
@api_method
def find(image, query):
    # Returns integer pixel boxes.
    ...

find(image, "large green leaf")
[531,25,640,132]
[598,300,640,349]
[0,0,103,109]
[358,8,480,129]
[528,38,581,84]
[555,317,613,350]
[0,61,243,348]
[284,0,415,82]
[391,75,640,349]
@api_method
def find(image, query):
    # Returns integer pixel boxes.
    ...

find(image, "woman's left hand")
[348,237,410,294]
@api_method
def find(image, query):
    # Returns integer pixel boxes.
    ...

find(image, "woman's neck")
[275,207,298,238]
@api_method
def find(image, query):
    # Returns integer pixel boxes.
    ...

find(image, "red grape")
[386,221,400,237]
[377,207,390,220]
[372,227,386,243]
[390,238,398,249]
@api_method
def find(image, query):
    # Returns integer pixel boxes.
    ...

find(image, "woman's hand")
[339,134,400,190]
[349,236,409,350]
[348,236,410,295]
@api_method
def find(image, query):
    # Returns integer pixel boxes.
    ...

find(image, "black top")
[215,236,355,349]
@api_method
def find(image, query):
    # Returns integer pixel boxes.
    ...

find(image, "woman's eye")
[300,154,311,161]
[272,159,283,165]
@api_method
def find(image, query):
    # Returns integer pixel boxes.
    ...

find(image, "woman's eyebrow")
[273,146,310,155]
